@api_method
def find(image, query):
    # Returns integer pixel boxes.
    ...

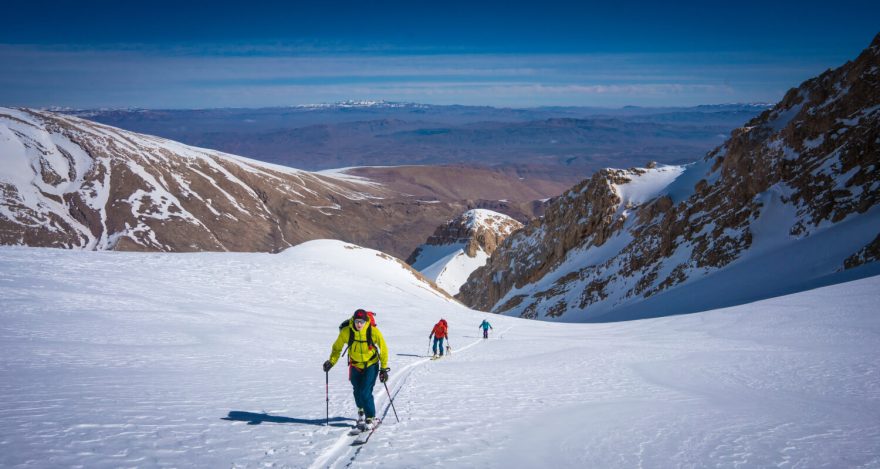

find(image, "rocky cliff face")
[406,209,522,295]
[407,209,522,263]
[457,33,880,321]
[0,108,478,258]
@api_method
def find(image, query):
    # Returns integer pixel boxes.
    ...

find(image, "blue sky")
[1,0,878,109]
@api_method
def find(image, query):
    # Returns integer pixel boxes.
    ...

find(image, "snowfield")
[410,242,489,296]
[1,242,879,468]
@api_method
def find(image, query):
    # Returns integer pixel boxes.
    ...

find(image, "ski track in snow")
[1,244,879,468]
[313,328,508,469]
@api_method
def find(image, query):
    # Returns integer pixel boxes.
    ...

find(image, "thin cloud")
[0,43,834,108]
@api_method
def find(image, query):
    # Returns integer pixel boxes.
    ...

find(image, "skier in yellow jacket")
[323,309,389,431]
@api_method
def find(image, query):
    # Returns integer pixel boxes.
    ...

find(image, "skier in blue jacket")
[479,319,493,339]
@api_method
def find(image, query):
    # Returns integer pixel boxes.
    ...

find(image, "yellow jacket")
[329,321,388,370]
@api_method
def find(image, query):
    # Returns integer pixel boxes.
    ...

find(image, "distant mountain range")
[292,100,433,109]
[0,108,566,258]
[4,35,877,327]
[456,33,880,322]
[55,103,771,184]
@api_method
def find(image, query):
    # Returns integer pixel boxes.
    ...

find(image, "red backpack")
[365,311,377,327]
[433,320,448,338]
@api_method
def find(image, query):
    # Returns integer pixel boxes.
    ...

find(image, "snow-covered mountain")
[458,33,880,322]
[2,243,879,467]
[0,108,484,257]
[294,100,429,110]
[407,209,522,295]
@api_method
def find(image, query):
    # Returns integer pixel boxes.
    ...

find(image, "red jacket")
[431,320,448,339]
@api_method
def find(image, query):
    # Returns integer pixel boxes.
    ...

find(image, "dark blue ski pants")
[433,337,445,356]
[350,363,379,418]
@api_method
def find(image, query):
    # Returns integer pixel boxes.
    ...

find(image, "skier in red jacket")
[429,319,449,358]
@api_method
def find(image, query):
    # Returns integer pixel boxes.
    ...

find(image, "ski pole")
[428,337,432,357]
[383,381,400,423]
[325,370,329,426]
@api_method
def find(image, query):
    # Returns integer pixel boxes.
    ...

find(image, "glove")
[323,360,333,372]
[379,368,389,383]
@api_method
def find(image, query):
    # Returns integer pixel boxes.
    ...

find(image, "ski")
[351,419,381,446]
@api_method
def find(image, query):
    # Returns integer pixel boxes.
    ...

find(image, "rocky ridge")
[457,33,880,321]
[407,209,522,263]
[0,108,488,258]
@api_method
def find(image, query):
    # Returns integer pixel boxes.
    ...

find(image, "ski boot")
[356,409,366,430]
[364,417,380,431]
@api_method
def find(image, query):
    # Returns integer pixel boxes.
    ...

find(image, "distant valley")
[61,103,769,184]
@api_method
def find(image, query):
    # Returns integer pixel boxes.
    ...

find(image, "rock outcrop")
[457,33,880,321]
[407,209,522,295]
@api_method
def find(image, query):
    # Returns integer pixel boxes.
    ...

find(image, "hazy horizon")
[26,100,776,112]
[2,0,878,109]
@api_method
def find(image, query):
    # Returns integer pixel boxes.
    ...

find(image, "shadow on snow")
[222,411,354,427]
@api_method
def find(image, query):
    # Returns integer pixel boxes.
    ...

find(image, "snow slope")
[1,244,879,468]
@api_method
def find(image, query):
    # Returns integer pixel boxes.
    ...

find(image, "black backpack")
[339,318,375,349]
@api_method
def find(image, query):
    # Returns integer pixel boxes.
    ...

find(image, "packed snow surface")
[1,242,879,468]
